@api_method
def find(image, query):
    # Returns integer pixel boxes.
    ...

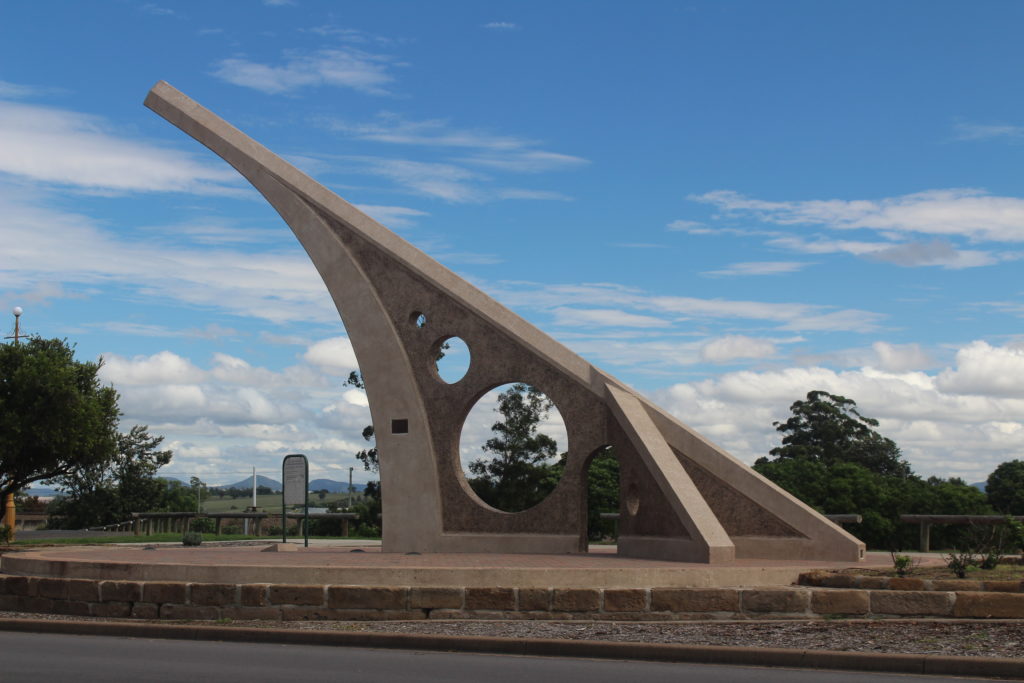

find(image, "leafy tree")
[49,425,175,528]
[767,390,911,478]
[756,390,991,549]
[0,337,120,500]
[467,384,559,512]
[986,460,1024,514]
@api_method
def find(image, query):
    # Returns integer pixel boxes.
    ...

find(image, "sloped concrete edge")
[1,617,1021,679]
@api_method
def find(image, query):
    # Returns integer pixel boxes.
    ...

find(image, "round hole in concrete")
[434,336,470,383]
[458,382,567,513]
[410,311,427,328]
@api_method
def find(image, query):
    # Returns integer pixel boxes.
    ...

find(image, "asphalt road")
[0,631,994,682]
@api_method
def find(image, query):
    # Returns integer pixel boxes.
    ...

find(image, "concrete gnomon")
[142,81,864,565]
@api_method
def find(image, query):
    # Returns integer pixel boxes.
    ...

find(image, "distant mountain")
[309,478,365,493]
[212,475,282,491]
[971,481,987,493]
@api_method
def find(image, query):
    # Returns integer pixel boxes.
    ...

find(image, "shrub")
[182,531,203,546]
[945,550,977,578]
[890,552,918,577]
[190,517,215,533]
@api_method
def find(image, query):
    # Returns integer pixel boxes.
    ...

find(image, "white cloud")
[655,340,1024,481]
[303,336,359,375]
[953,122,1024,142]
[936,341,1024,397]
[692,188,1024,243]
[666,219,705,232]
[703,261,809,276]
[0,188,336,324]
[99,351,206,386]
[550,307,671,328]
[483,22,519,30]
[486,280,885,333]
[869,342,932,372]
[212,48,397,95]
[0,101,240,194]
[701,335,777,363]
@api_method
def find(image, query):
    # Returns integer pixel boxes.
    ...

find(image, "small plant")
[890,551,918,577]
[182,531,203,546]
[944,550,978,578]
[0,524,12,545]
[979,549,1004,570]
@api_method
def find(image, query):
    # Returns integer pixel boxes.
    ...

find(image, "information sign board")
[282,454,308,506]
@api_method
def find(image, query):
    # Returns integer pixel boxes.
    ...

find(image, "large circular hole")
[434,336,470,384]
[459,383,568,512]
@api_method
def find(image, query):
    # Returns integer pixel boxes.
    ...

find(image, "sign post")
[281,454,309,547]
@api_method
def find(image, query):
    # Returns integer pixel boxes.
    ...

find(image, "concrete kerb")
[1,617,1021,680]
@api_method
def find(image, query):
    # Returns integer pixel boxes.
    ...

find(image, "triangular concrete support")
[146,81,865,563]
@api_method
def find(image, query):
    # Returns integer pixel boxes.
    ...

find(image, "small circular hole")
[410,311,427,328]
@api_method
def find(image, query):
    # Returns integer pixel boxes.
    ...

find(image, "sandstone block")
[517,588,550,611]
[741,589,810,614]
[269,584,324,606]
[327,586,406,610]
[36,578,69,600]
[67,579,100,602]
[91,601,132,618]
[53,600,92,617]
[888,578,926,592]
[603,589,647,612]
[143,582,187,604]
[982,580,1023,593]
[855,577,890,590]
[17,596,54,613]
[954,592,1024,618]
[131,602,160,619]
[651,588,739,613]
[100,581,142,603]
[465,587,516,610]
[190,583,237,606]
[820,574,857,589]
[870,590,953,616]
[3,576,35,597]
[552,589,600,612]
[240,584,270,607]
[931,580,981,592]
[810,589,869,615]
[409,587,462,609]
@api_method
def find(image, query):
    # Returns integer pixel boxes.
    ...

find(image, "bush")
[182,532,203,546]
[190,517,215,533]
[0,524,11,545]
[221,523,242,535]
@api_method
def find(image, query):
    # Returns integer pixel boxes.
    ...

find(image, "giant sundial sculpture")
[147,82,863,563]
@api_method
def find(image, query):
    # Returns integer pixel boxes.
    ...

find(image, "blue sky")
[2,1,1024,487]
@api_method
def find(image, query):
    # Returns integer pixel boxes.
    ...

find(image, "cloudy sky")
[2,1,1024,487]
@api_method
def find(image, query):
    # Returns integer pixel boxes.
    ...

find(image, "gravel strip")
[3,611,1022,659]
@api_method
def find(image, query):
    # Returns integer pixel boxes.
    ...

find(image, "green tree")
[346,371,378,473]
[767,390,911,478]
[986,460,1024,514]
[756,390,991,549]
[48,425,174,528]
[0,337,119,500]
[467,384,559,512]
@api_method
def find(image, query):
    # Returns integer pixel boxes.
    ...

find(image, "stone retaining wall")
[2,575,1022,620]
[800,572,1024,593]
